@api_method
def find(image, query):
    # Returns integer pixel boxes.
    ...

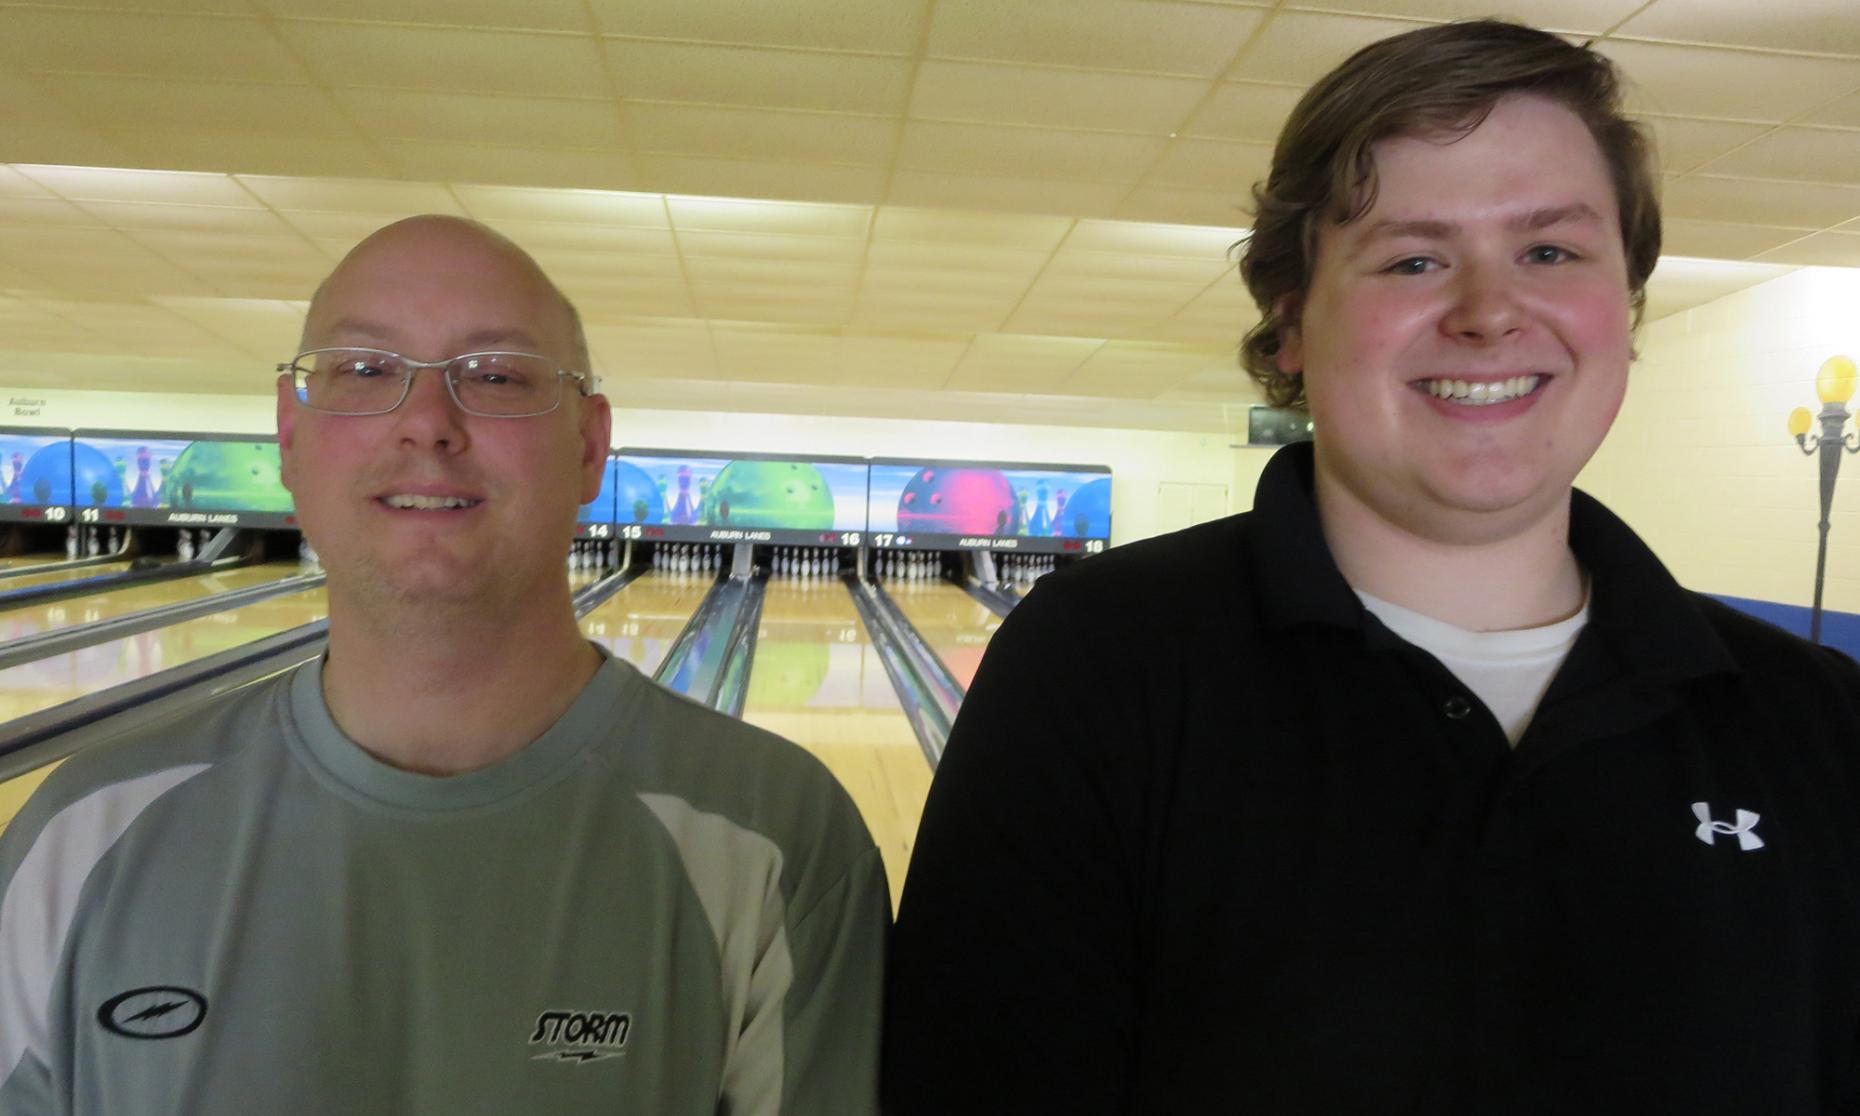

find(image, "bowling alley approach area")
[0,436,1099,900]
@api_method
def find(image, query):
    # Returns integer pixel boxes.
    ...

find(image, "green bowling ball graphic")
[164,441,293,513]
[700,460,835,530]
[743,639,832,707]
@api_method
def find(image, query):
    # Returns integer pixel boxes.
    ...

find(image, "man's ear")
[275,373,299,494]
[578,393,613,506]
[1273,295,1304,378]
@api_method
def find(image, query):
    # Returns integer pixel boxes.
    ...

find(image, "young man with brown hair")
[884,20,1860,1114]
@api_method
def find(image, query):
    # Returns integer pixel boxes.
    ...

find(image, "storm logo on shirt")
[98,987,208,1039]
[529,1009,632,1063]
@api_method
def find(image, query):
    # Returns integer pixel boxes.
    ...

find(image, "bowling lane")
[0,560,304,642]
[0,559,136,592]
[884,578,1005,691]
[0,583,330,834]
[580,569,715,675]
[739,578,929,912]
[0,553,66,571]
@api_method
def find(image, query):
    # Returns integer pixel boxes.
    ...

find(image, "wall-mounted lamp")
[1788,355,1860,644]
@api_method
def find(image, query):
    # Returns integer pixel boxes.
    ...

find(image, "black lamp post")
[1788,355,1860,644]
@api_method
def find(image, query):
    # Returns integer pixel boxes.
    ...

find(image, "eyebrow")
[1353,203,1605,245]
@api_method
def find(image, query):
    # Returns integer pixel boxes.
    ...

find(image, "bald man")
[0,217,887,1115]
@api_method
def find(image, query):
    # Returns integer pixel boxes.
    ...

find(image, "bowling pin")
[86,527,101,557]
[106,527,119,553]
[178,529,194,561]
[66,526,78,560]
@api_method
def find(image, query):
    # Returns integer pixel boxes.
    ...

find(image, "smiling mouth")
[380,494,482,510]
[1415,375,1546,406]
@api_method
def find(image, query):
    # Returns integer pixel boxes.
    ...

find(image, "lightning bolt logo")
[98,987,208,1040]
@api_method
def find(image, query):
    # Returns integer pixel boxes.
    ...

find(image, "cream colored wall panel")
[1752,230,1860,267]
[929,0,1267,77]
[591,0,924,54]
[863,240,1049,276]
[624,104,896,165]
[15,166,258,207]
[667,196,869,238]
[338,89,621,147]
[1698,127,1860,188]
[1598,41,1860,122]
[1066,218,1243,258]
[677,230,862,263]
[1662,175,1860,229]
[276,22,611,100]
[117,135,397,180]
[1616,0,1860,56]
[34,76,353,138]
[1113,185,1252,228]
[454,185,667,227]
[238,176,464,216]
[1184,82,1306,143]
[1636,116,1773,176]
[0,196,101,228]
[1285,0,1636,32]
[909,61,1209,133]
[484,220,674,254]
[899,121,1166,181]
[887,170,1126,217]
[1657,219,1808,262]
[248,0,590,32]
[1230,11,1430,86]
[607,41,912,114]
[871,206,1072,249]
[634,155,889,206]
[380,142,633,191]
[0,11,310,83]
[1146,137,1272,190]
[72,201,301,237]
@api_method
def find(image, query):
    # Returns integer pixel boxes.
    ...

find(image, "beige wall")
[1580,265,1860,614]
[0,388,1244,547]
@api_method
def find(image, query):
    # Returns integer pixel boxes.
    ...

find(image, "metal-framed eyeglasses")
[278,347,598,418]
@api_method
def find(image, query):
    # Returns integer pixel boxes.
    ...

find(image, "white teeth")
[1422,375,1541,405]
[384,494,479,510]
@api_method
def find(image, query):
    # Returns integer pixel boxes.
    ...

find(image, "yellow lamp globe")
[1817,355,1857,405]
[1789,406,1814,438]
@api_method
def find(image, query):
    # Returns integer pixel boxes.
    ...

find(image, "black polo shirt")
[884,442,1860,1115]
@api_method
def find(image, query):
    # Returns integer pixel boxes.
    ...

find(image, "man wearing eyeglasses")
[0,216,886,1115]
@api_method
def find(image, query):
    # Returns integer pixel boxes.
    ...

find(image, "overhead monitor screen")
[867,459,1112,555]
[613,450,869,547]
[71,431,297,529]
[0,429,73,525]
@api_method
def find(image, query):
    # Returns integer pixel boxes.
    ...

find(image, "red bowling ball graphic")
[897,467,1016,536]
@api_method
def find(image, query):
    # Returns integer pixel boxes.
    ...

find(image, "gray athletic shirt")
[0,651,887,1114]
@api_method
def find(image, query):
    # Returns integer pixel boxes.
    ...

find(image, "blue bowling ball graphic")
[18,441,125,508]
[1057,477,1111,539]
[612,459,666,524]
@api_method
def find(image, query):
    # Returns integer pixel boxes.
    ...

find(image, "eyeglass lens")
[295,350,562,416]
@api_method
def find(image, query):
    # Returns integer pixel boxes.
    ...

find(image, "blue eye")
[1386,257,1435,275]
[1526,244,1576,264]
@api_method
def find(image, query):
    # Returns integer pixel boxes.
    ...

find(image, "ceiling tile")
[712,325,841,381]
[928,0,1269,77]
[886,170,1128,217]
[1229,11,1431,86]
[676,230,863,263]
[0,11,309,83]
[113,134,397,180]
[237,176,463,215]
[1144,137,1272,191]
[19,0,251,11]
[1696,127,1860,186]
[1641,256,1796,320]
[1596,40,1860,122]
[0,128,136,168]
[1066,218,1245,258]
[14,166,260,206]
[668,196,869,238]
[625,104,896,165]
[1662,174,1860,228]
[559,279,696,321]
[528,247,683,281]
[1045,250,1233,283]
[454,185,668,226]
[1808,90,1860,130]
[275,22,611,100]
[836,333,969,387]
[0,167,56,198]
[0,195,102,227]
[1285,0,1634,33]
[33,75,353,137]
[483,220,676,255]
[899,121,1167,181]
[72,201,302,236]
[909,61,1210,134]
[871,206,1073,249]
[607,41,913,114]
[1636,115,1774,176]
[861,267,1032,300]
[682,255,859,287]
[635,155,888,205]
[247,0,592,32]
[1615,0,1860,56]
[1183,82,1307,142]
[337,89,623,148]
[1113,185,1253,227]
[1751,230,1860,267]
[1660,219,1819,260]
[863,240,1050,275]
[378,142,634,191]
[591,0,925,54]
[0,72,89,129]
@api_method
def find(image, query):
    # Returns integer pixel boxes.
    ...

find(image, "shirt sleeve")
[883,582,1146,1115]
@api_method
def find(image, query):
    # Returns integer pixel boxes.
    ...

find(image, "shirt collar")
[1247,441,1736,685]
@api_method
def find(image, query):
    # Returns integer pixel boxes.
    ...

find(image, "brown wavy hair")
[1236,20,1661,409]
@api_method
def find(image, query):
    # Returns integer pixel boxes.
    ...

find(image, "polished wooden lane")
[884,579,1005,691]
[0,560,305,642]
[580,568,715,675]
[0,553,66,571]
[739,577,929,912]
[0,583,330,833]
[0,559,136,593]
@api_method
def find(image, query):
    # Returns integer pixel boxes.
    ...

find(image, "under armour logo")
[1692,802,1764,851]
